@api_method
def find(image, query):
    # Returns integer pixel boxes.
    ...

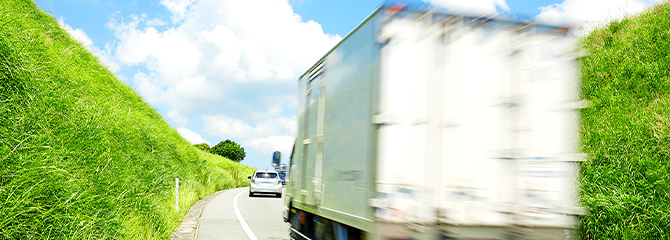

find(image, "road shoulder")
[170,189,229,240]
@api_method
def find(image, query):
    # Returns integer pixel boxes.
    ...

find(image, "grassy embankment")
[580,2,670,239]
[0,0,254,239]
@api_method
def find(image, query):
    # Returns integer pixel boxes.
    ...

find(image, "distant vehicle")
[277,170,287,185]
[283,1,583,239]
[248,170,282,198]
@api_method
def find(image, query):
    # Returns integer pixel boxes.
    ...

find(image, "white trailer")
[285,1,583,239]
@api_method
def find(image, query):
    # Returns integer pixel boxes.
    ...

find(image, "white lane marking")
[234,189,259,240]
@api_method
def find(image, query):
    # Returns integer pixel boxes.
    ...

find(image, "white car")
[248,170,282,197]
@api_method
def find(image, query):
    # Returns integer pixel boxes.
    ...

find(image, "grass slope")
[0,0,254,239]
[580,3,670,239]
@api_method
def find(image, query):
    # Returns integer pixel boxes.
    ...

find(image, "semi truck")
[283,1,584,239]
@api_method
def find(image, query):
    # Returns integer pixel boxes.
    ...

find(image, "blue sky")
[33,0,662,170]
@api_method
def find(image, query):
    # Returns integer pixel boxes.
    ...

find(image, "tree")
[193,143,210,151]
[209,139,246,162]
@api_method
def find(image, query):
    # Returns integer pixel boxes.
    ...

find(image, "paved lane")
[197,187,289,240]
[237,190,288,240]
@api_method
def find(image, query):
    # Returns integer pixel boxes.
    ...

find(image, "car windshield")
[255,172,277,178]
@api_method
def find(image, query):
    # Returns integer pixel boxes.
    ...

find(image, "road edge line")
[233,189,259,240]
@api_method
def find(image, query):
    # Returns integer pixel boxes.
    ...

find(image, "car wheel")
[249,191,253,197]
[276,193,282,198]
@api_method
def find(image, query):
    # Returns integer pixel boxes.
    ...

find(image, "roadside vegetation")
[209,139,247,162]
[579,3,670,239]
[0,0,254,239]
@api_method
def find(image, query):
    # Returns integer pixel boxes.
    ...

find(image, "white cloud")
[58,19,120,72]
[244,135,294,155]
[107,0,340,134]
[177,127,209,145]
[535,0,663,34]
[110,14,201,78]
[203,115,296,139]
[160,0,196,23]
[109,0,340,85]
[59,19,93,46]
[132,71,162,104]
[426,0,509,15]
[168,110,188,126]
[147,18,168,27]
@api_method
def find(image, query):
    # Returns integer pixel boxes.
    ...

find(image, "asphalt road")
[196,187,290,240]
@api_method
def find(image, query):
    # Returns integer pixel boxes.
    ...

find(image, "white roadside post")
[175,178,179,210]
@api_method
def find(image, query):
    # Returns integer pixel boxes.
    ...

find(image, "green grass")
[0,0,254,239]
[579,3,670,239]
